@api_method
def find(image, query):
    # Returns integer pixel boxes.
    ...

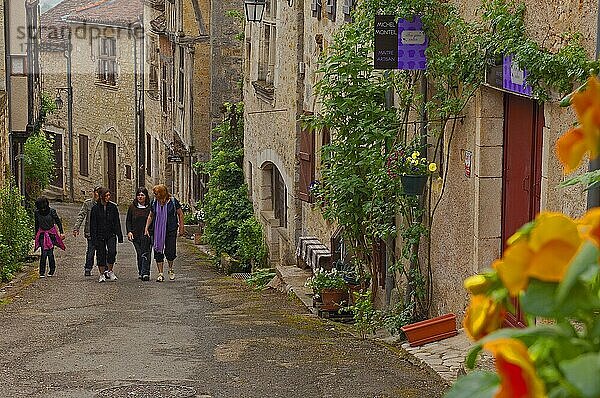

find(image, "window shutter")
[298,123,315,203]
[312,0,322,19]
[326,0,336,21]
[79,134,89,176]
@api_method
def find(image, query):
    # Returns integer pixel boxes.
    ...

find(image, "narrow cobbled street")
[0,203,447,398]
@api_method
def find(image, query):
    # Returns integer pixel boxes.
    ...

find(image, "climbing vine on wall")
[304,0,596,325]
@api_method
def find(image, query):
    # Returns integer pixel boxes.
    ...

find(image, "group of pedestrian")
[35,184,185,283]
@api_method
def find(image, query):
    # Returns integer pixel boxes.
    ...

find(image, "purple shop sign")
[397,16,427,70]
[503,55,532,96]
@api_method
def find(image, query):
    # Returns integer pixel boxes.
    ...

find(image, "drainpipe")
[587,4,600,208]
[294,0,305,252]
[66,29,74,202]
[4,0,13,180]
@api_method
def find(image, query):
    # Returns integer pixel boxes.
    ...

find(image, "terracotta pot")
[400,313,457,347]
[194,233,202,245]
[347,284,365,305]
[401,174,428,196]
[320,288,349,311]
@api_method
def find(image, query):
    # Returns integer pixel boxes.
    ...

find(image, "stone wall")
[68,25,138,205]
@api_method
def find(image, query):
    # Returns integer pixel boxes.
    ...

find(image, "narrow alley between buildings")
[0,203,448,398]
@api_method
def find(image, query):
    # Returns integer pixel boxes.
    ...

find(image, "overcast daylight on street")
[1,0,599,397]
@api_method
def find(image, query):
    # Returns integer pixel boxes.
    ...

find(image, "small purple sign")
[502,55,532,96]
[397,16,427,70]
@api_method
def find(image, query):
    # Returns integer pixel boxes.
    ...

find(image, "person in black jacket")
[126,187,152,281]
[34,197,66,277]
[90,188,123,283]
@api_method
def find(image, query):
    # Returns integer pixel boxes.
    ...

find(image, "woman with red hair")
[144,184,184,282]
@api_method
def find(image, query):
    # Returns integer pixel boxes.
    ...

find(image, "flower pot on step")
[401,174,428,196]
[194,233,202,245]
[400,313,458,347]
[320,288,349,311]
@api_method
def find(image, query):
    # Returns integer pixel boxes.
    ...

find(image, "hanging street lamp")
[244,0,266,22]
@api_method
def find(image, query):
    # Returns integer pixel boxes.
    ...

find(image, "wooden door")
[105,142,117,202]
[502,93,544,327]
[49,133,63,188]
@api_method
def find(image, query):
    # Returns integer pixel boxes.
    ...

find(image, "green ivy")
[24,91,58,201]
[198,102,267,271]
[305,0,594,322]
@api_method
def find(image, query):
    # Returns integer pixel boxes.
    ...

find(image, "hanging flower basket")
[401,174,428,196]
[400,313,458,347]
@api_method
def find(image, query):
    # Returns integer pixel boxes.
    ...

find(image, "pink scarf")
[35,225,65,251]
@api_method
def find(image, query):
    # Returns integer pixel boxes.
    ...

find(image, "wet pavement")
[0,202,448,398]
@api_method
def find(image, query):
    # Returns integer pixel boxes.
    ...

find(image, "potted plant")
[400,313,458,347]
[306,268,349,311]
[386,145,437,196]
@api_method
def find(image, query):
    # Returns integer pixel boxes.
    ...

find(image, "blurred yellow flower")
[463,295,506,341]
[411,151,420,159]
[578,207,600,247]
[556,126,588,174]
[483,338,547,398]
[495,212,582,296]
[428,163,437,172]
[556,75,600,173]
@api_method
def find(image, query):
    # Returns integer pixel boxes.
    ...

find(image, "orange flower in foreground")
[495,212,582,295]
[557,76,600,173]
[556,125,588,173]
[578,207,600,247]
[484,338,547,398]
[463,294,506,341]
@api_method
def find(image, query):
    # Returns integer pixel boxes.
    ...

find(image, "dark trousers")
[133,236,152,276]
[40,248,56,275]
[38,235,56,275]
[85,238,95,270]
[95,236,117,267]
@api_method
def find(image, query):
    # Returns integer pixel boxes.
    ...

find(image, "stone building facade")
[41,0,144,205]
[244,0,598,322]
[144,0,242,206]
[6,0,42,194]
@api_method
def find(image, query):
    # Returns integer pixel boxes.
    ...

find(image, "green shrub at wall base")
[0,181,33,282]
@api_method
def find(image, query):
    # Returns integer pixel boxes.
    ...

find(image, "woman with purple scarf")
[144,184,184,282]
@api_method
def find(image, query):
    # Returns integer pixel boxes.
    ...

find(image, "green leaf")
[560,353,600,398]
[465,345,483,370]
[521,279,598,317]
[444,371,499,398]
[557,241,599,302]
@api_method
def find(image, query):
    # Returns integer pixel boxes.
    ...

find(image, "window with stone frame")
[161,63,169,113]
[311,0,322,19]
[343,0,354,22]
[79,134,89,176]
[148,37,159,98]
[97,37,117,86]
[178,46,185,104]
[326,0,336,21]
[258,23,276,84]
[265,0,277,19]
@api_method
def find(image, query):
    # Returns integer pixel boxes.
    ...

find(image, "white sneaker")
[107,271,118,281]
[98,274,106,283]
